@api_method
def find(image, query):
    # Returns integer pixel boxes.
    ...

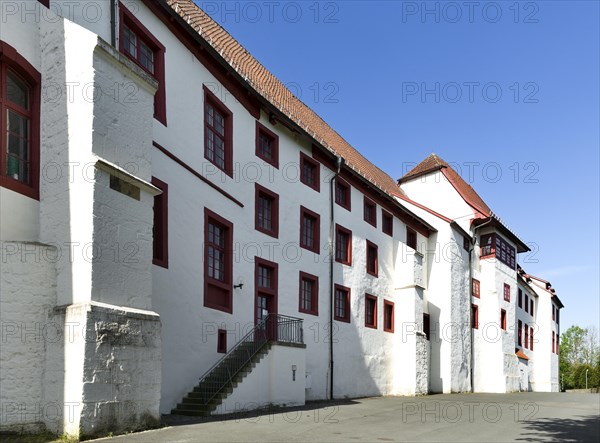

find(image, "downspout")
[329,156,343,400]
[110,0,117,47]
[469,217,494,392]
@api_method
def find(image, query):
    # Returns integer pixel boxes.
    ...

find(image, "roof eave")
[472,216,530,253]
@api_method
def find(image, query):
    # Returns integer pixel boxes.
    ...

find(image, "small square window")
[364,197,377,227]
[300,206,320,254]
[300,152,320,192]
[366,240,378,277]
[503,283,511,302]
[407,227,417,250]
[256,121,279,168]
[335,224,352,266]
[365,294,377,329]
[217,329,227,353]
[382,210,393,236]
[299,272,318,316]
[334,285,351,323]
[335,178,351,211]
[383,300,394,333]
[500,309,507,330]
[255,183,279,238]
[472,279,480,298]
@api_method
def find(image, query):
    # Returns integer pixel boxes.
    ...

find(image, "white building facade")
[0,0,563,438]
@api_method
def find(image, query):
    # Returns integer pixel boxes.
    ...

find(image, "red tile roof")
[166,0,404,197]
[515,349,529,360]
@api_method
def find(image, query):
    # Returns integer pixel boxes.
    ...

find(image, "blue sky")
[196,1,600,332]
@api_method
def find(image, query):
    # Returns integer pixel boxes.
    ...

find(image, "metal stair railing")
[196,314,303,406]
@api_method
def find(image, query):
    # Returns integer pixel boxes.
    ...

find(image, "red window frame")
[382,209,393,236]
[203,85,233,176]
[363,196,377,227]
[383,300,394,333]
[334,177,351,211]
[518,320,522,346]
[335,224,352,266]
[471,304,479,329]
[255,121,279,168]
[518,289,522,308]
[423,313,431,340]
[364,294,377,329]
[119,3,167,125]
[500,309,507,331]
[407,227,417,250]
[334,284,351,323]
[254,257,278,325]
[503,283,511,302]
[300,152,320,192]
[552,331,555,353]
[300,206,320,254]
[0,41,41,200]
[524,324,529,349]
[366,240,378,277]
[204,208,234,313]
[151,177,168,268]
[472,279,480,298]
[298,271,319,316]
[255,183,279,238]
[217,329,227,353]
[530,326,534,351]
[480,233,516,269]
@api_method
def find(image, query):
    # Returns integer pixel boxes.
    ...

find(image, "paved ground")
[93,393,599,442]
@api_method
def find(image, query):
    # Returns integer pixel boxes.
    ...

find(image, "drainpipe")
[329,156,343,400]
[110,0,117,47]
[469,217,494,392]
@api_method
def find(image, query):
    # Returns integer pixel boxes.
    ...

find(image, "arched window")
[0,41,40,200]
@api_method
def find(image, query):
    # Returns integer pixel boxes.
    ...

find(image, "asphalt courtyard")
[94,393,599,443]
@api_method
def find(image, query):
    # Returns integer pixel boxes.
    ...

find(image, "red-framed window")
[300,206,320,254]
[530,299,534,317]
[334,284,351,323]
[364,294,377,329]
[335,224,352,266]
[255,257,278,296]
[204,85,233,176]
[335,177,351,211]
[503,283,511,302]
[472,279,480,298]
[151,177,168,268]
[407,227,417,250]
[518,289,522,308]
[524,324,529,349]
[217,329,227,353]
[555,307,559,324]
[480,233,516,269]
[500,309,507,331]
[471,304,479,329]
[300,152,320,192]
[0,41,41,200]
[255,183,279,238]
[423,313,431,341]
[364,196,377,227]
[382,209,393,236]
[255,121,279,168]
[119,3,166,125]
[366,240,378,277]
[552,331,555,353]
[530,326,534,351]
[518,320,522,346]
[204,208,233,313]
[299,271,318,316]
[383,300,394,333]
[525,294,529,313]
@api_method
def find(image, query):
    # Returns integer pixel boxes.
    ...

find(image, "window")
[299,272,318,316]
[120,4,166,125]
[204,208,233,313]
[366,240,378,277]
[524,324,529,349]
[300,206,320,254]
[500,309,507,331]
[530,299,534,317]
[364,196,377,227]
[204,86,233,175]
[255,121,279,168]
[423,313,430,340]
[335,224,352,265]
[552,305,555,321]
[382,210,393,236]
[300,152,320,192]
[525,295,529,313]
[364,294,377,329]
[407,227,417,250]
[335,177,351,211]
[0,41,41,200]
[334,284,351,323]
[552,331,555,353]
[530,327,534,351]
[463,235,470,251]
[472,279,480,298]
[503,283,511,302]
[152,177,168,268]
[518,289,522,308]
[255,183,279,238]
[480,233,516,269]
[556,308,559,324]
[518,320,522,346]
[217,329,227,353]
[383,300,394,333]
[471,304,479,329]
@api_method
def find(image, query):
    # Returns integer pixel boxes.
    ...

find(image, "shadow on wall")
[516,415,600,443]
[428,304,442,393]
